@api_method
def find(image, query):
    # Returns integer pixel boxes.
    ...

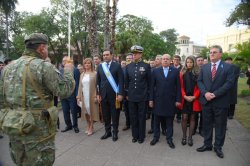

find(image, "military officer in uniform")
[125,45,151,144]
[0,33,75,166]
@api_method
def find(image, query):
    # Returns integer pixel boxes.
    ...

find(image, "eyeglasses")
[209,51,219,54]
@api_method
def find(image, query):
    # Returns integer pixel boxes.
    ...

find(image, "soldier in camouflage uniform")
[0,33,75,166]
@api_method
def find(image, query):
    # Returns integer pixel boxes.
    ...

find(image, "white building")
[206,28,250,53]
[175,35,205,62]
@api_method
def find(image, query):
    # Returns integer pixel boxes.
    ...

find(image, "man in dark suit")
[125,45,151,144]
[96,49,124,142]
[149,54,181,149]
[61,56,80,133]
[121,59,130,131]
[172,55,183,124]
[197,45,234,158]
[225,57,240,119]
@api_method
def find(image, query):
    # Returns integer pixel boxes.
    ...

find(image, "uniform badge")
[139,67,145,72]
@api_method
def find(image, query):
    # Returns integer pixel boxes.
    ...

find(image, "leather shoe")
[148,129,153,134]
[214,148,224,158]
[150,139,158,146]
[167,140,175,149]
[138,139,144,144]
[74,127,79,133]
[122,126,130,131]
[112,133,118,142]
[188,138,193,146]
[196,145,213,152]
[100,132,112,140]
[132,138,137,143]
[0,135,3,139]
[61,126,72,132]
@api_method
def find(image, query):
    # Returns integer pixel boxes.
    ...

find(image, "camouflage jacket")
[0,49,75,109]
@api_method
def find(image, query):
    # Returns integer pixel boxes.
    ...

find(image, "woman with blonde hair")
[77,58,99,135]
[178,56,201,146]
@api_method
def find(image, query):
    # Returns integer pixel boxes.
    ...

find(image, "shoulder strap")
[22,58,36,109]
[27,60,50,109]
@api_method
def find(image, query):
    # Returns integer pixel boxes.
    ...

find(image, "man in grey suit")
[196,45,234,158]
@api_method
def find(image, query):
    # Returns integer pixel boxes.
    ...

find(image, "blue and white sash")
[102,62,119,94]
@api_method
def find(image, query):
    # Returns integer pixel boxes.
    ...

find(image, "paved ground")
[0,111,250,166]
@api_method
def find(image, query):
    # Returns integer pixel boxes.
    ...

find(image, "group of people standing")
[0,32,241,166]
[65,44,239,159]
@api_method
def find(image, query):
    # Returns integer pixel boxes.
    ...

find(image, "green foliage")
[159,29,178,56]
[226,0,250,27]
[240,89,250,97]
[2,1,181,63]
[115,31,136,56]
[140,32,168,59]
[117,14,154,36]
[9,34,25,59]
[116,15,171,59]
[200,47,210,59]
[0,0,18,15]
[235,40,250,64]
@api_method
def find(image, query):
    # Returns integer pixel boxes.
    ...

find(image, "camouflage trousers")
[9,137,55,166]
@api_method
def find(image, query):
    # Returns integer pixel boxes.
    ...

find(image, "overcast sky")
[16,0,242,45]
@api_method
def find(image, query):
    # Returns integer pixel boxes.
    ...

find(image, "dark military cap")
[131,45,143,53]
[24,33,48,44]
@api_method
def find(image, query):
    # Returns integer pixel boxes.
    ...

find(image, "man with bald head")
[149,54,181,149]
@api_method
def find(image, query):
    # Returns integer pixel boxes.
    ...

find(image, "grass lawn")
[235,77,250,130]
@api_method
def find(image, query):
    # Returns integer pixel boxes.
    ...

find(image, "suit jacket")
[197,61,234,108]
[150,66,181,117]
[125,61,151,102]
[96,61,124,100]
[247,70,250,85]
[229,65,240,104]
[60,66,80,99]
[77,72,99,121]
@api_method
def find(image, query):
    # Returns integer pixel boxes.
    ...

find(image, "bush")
[240,89,250,97]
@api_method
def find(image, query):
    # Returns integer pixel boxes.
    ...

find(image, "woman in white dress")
[77,58,99,135]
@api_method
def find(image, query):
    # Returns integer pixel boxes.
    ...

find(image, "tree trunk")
[5,14,9,58]
[104,0,110,50]
[83,0,99,57]
[110,0,118,53]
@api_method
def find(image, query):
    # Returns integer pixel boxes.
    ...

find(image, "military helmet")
[130,45,143,53]
[24,33,48,45]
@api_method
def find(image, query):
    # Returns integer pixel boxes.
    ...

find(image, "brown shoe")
[122,126,130,131]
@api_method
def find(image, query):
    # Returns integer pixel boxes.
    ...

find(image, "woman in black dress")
[179,56,201,146]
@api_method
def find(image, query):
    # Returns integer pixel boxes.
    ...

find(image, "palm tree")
[83,0,99,57]
[0,0,18,57]
[104,0,110,50]
[110,0,118,53]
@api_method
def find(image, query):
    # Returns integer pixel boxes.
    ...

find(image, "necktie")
[106,62,110,68]
[211,63,216,80]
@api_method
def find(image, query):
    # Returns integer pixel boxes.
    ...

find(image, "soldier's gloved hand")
[41,109,50,120]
